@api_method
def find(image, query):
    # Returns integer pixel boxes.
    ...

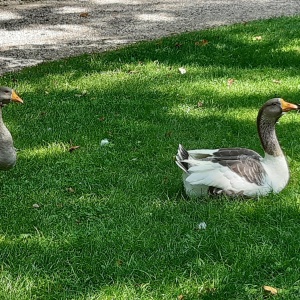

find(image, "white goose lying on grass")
[0,87,23,170]
[176,98,299,198]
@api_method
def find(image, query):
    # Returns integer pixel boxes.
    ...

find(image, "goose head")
[257,98,298,157]
[259,98,298,123]
[0,86,23,107]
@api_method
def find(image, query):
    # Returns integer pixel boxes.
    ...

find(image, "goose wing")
[209,150,266,185]
[179,146,266,187]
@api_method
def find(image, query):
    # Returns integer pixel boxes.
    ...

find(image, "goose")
[176,98,299,198]
[0,86,23,170]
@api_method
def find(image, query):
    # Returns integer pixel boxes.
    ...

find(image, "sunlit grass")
[21,143,67,159]
[0,16,300,299]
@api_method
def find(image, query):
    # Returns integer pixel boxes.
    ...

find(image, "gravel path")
[1,0,300,75]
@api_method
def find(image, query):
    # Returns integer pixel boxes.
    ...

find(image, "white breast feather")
[183,157,271,197]
[261,154,289,193]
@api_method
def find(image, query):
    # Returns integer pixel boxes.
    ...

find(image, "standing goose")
[176,98,299,197]
[0,86,23,170]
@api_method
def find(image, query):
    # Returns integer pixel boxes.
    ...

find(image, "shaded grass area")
[0,16,300,299]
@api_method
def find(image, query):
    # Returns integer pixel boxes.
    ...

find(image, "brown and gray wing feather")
[176,145,266,186]
[211,148,266,186]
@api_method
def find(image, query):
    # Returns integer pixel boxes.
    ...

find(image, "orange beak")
[11,90,23,104]
[280,98,298,112]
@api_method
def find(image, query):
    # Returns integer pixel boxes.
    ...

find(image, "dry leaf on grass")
[227,78,235,86]
[69,145,80,152]
[116,259,123,266]
[69,139,80,152]
[263,285,278,295]
[195,39,209,46]
[75,90,88,97]
[272,79,281,84]
[253,36,262,41]
[196,101,204,108]
[66,187,75,193]
[165,131,172,137]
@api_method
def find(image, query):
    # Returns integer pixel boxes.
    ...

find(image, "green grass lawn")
[0,16,300,299]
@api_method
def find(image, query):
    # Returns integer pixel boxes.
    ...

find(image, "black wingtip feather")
[176,144,189,173]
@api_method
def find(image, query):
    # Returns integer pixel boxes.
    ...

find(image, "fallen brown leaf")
[75,90,88,97]
[195,39,209,46]
[263,285,278,295]
[116,259,123,266]
[39,111,47,117]
[69,145,80,152]
[272,79,281,84]
[163,176,169,183]
[177,295,184,300]
[80,12,89,18]
[253,36,262,41]
[66,187,75,193]
[165,131,172,137]
[227,78,235,86]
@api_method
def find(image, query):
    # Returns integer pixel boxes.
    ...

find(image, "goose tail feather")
[176,144,189,173]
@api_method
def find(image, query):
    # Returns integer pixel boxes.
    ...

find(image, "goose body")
[0,87,23,170]
[176,98,298,197]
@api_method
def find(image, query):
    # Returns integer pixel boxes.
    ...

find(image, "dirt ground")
[1,0,300,74]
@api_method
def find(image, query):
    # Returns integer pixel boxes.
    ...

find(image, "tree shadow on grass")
[0,185,299,299]
[0,110,299,298]
[0,15,300,299]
